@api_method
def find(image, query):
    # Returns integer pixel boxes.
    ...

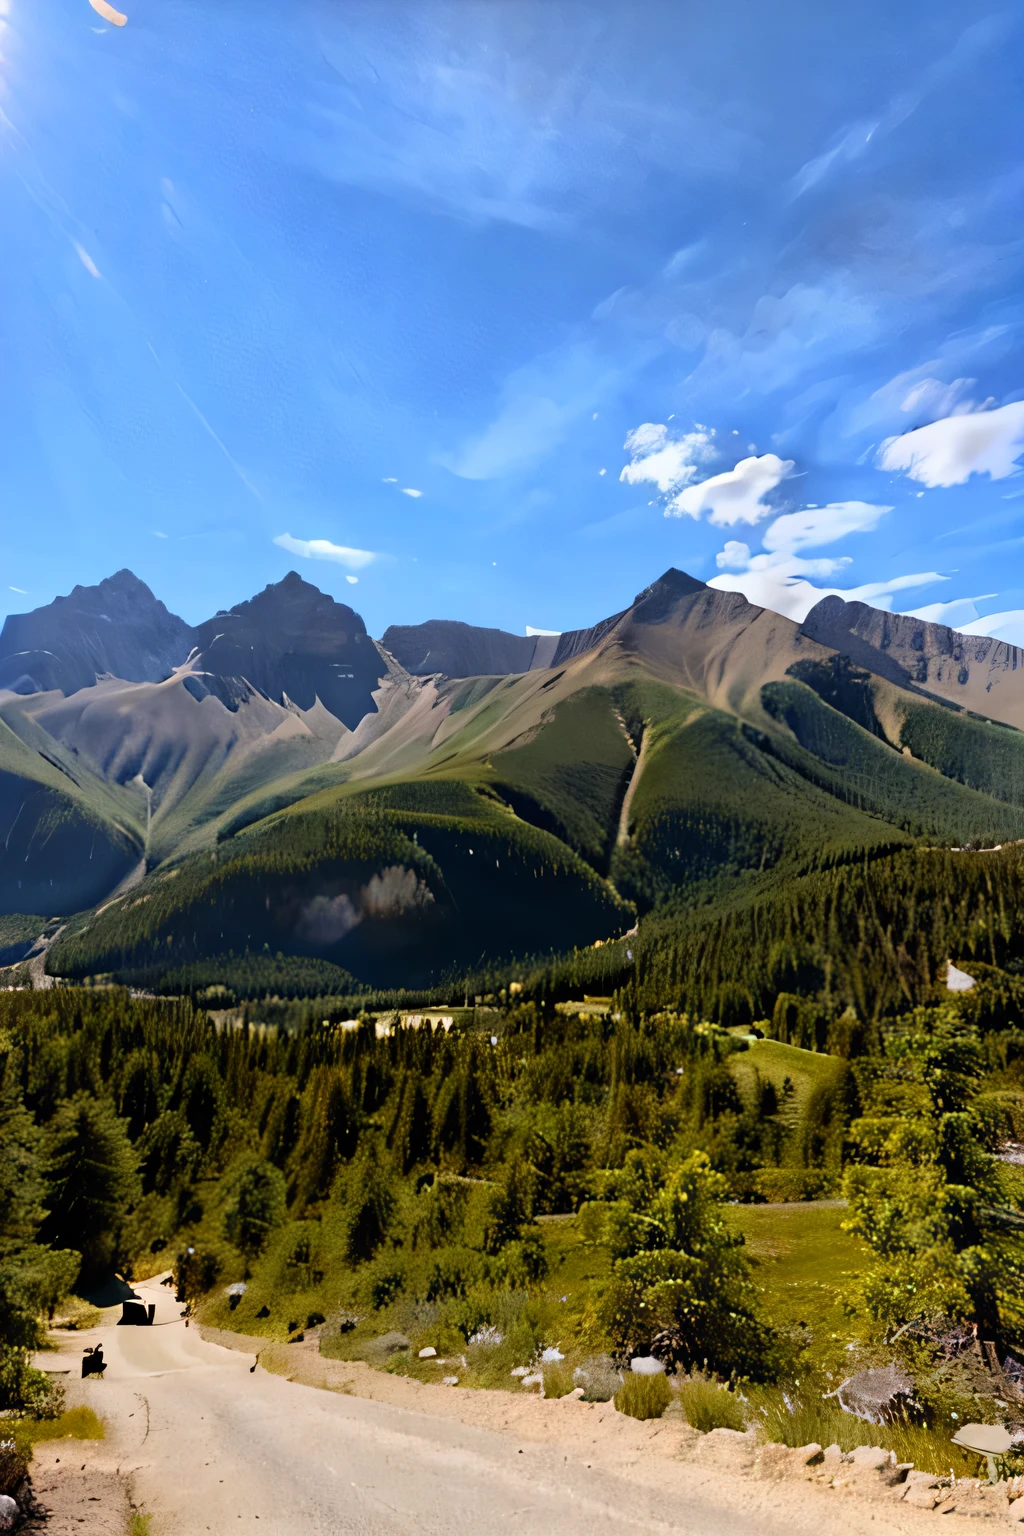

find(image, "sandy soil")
[27,1274,1006,1535]
[21,1440,129,1535]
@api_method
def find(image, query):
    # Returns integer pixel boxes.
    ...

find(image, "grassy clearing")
[727,1200,868,1373]
[730,1038,846,1112]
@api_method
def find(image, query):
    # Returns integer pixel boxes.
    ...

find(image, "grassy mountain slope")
[18,566,1024,984]
[0,709,143,915]
[48,778,633,989]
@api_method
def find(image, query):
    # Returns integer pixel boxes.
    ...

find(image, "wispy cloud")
[790,16,1011,199]
[707,499,942,620]
[903,594,996,628]
[878,400,1024,487]
[8,586,27,594]
[443,337,653,480]
[273,533,377,570]
[958,609,1024,646]
[74,243,101,279]
[400,487,423,498]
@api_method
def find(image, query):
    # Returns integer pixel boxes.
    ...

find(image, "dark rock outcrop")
[188,571,387,728]
[0,570,191,696]
[381,618,539,678]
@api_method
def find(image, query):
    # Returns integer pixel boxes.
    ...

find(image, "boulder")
[1008,1495,1024,1521]
[418,1346,437,1359]
[903,1483,940,1510]
[573,1355,622,1402]
[848,1445,893,1472]
[0,1495,17,1533]
[837,1366,915,1425]
[367,1331,411,1355]
[630,1356,665,1376]
[903,1469,939,1489]
[756,1442,823,1479]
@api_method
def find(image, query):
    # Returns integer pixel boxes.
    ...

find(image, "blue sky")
[3,0,1024,642]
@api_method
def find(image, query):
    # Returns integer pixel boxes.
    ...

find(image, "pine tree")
[42,1092,141,1278]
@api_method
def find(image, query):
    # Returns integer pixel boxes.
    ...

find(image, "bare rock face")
[382,619,540,678]
[800,594,1024,728]
[0,570,191,696]
[188,571,387,728]
[0,1494,18,1532]
[836,1365,915,1424]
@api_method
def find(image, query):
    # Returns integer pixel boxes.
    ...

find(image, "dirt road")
[33,1276,957,1536]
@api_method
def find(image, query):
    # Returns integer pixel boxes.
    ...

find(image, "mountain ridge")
[4,563,1024,990]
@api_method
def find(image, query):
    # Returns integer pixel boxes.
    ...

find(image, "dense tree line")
[1,960,1022,1408]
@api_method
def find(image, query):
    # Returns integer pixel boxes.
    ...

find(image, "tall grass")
[614,1372,672,1420]
[678,1376,745,1433]
[746,1388,977,1476]
[542,1360,576,1399]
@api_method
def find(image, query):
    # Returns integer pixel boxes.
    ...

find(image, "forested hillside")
[1,959,1022,1464]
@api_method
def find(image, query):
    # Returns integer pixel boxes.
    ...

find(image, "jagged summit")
[632,567,707,611]
[188,571,385,725]
[0,568,191,696]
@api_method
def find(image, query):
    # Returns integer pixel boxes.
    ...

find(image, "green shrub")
[614,1371,672,1420]
[0,1438,28,1497]
[542,1360,575,1399]
[678,1376,745,1433]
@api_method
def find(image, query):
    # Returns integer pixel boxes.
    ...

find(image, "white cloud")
[762,500,890,554]
[620,423,715,495]
[74,243,101,279]
[273,533,377,570]
[400,487,423,498]
[878,400,1024,487]
[382,477,397,483]
[671,453,794,526]
[957,610,1024,647]
[526,625,560,637]
[152,530,168,539]
[707,499,942,620]
[346,575,359,585]
[903,594,996,628]
[8,586,27,594]
[899,377,979,420]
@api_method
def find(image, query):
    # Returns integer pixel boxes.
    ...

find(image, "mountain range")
[3,564,1023,991]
